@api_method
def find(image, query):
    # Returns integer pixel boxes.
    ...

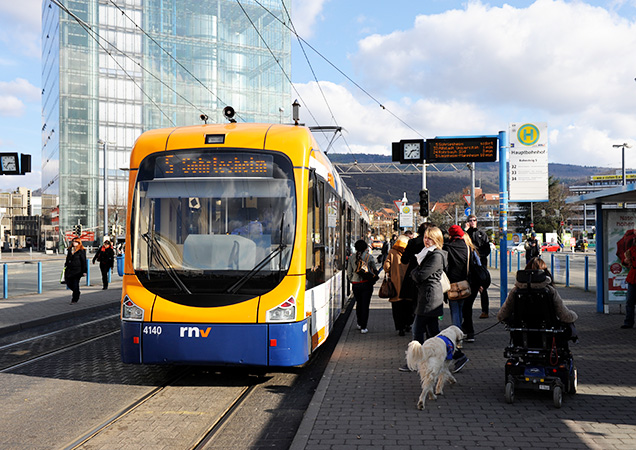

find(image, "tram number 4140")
[143,326,163,335]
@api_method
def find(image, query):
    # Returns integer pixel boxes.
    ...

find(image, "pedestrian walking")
[399,222,432,303]
[93,239,115,290]
[65,237,87,304]
[465,214,491,319]
[382,235,412,335]
[525,232,540,264]
[346,239,378,334]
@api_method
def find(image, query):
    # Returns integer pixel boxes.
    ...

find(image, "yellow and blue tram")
[120,122,369,366]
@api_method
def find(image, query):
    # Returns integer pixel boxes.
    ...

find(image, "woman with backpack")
[346,239,378,334]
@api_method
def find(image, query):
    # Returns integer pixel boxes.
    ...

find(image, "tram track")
[0,314,120,373]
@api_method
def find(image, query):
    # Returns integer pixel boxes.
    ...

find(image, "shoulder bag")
[378,273,397,299]
[447,242,472,300]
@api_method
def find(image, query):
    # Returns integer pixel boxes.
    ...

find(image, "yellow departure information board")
[426,137,498,163]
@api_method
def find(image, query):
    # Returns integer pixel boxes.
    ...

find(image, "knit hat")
[448,225,465,238]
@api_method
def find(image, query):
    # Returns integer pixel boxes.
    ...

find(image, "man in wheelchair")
[497,257,578,407]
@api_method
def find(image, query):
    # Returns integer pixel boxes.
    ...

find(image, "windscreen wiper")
[141,233,192,294]
[226,214,287,294]
[225,242,287,294]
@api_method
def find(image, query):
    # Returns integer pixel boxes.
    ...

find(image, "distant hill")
[328,153,616,206]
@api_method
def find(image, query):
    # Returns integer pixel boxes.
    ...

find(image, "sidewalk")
[291,270,636,450]
[0,279,121,335]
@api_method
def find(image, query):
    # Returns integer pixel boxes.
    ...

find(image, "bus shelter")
[567,183,636,313]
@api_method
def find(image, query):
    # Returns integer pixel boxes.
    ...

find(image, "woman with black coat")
[409,226,447,343]
[65,237,87,304]
[93,240,115,289]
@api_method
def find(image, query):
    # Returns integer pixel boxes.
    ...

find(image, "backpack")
[355,253,377,282]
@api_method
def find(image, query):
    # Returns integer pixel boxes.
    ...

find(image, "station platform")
[2,262,636,449]
[0,277,121,335]
[291,269,636,450]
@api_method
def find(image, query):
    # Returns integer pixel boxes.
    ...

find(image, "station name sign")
[425,137,498,163]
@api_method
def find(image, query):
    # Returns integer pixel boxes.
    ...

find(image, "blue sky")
[1,0,636,192]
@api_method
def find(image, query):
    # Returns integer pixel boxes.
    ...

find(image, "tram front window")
[132,150,296,306]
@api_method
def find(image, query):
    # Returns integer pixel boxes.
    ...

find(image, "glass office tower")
[42,0,291,238]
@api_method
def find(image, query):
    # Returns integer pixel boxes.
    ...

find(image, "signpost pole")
[499,130,508,304]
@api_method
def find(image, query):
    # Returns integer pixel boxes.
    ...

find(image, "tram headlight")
[122,295,144,321]
[266,297,296,322]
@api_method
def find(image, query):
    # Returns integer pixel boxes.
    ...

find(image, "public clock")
[403,142,421,160]
[0,154,18,174]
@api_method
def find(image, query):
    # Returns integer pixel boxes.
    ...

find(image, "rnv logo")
[180,326,212,338]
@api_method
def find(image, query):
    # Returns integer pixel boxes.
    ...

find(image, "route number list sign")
[508,122,548,202]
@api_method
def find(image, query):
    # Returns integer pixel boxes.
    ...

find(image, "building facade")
[42,0,291,237]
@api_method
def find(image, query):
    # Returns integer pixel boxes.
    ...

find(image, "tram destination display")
[426,137,497,163]
[155,152,274,178]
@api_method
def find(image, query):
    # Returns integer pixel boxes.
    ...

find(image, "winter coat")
[410,248,447,317]
[93,245,115,269]
[383,239,409,303]
[399,235,424,301]
[497,274,578,323]
[466,227,490,263]
[443,237,470,283]
[346,249,378,283]
[65,248,87,281]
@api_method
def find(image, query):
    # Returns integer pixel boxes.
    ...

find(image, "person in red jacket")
[622,240,636,328]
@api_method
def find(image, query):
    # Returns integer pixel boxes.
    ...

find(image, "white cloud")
[0,96,26,117]
[0,78,39,117]
[291,0,330,38]
[0,78,40,102]
[0,0,42,58]
[329,0,636,167]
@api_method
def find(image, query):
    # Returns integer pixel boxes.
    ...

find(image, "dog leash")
[473,320,503,337]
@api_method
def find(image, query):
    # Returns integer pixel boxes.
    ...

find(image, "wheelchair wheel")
[505,381,515,404]
[553,386,563,408]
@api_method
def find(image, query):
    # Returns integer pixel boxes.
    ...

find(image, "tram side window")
[306,177,326,288]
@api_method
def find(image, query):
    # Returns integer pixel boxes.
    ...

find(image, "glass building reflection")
[41,0,291,237]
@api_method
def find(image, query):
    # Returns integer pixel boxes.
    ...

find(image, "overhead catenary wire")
[278,0,356,158]
[51,0,176,126]
[106,0,239,122]
[235,0,322,128]
[252,0,426,140]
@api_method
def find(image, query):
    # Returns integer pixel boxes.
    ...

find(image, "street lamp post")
[98,139,108,239]
[612,143,632,185]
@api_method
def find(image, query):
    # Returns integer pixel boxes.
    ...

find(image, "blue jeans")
[448,299,464,329]
[625,282,636,326]
[412,315,440,344]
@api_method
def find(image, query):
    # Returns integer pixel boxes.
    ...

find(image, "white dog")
[405,325,465,410]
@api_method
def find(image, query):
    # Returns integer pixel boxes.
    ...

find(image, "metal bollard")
[3,264,7,299]
[86,260,90,286]
[38,262,42,294]
[551,253,555,279]
[584,255,589,292]
[565,255,570,287]
[495,249,498,269]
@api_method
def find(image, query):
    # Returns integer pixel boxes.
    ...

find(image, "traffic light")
[419,189,429,217]
[392,218,398,231]
[73,224,82,236]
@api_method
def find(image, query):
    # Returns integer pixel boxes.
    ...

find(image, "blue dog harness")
[437,335,455,360]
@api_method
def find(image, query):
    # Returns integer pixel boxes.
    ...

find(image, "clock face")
[1,156,16,172]
[403,142,421,159]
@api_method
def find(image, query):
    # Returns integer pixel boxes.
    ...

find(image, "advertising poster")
[605,211,636,302]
